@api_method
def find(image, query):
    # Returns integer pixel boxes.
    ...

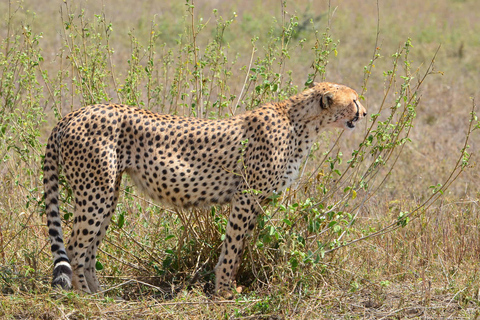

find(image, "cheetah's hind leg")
[84,177,121,293]
[66,178,121,293]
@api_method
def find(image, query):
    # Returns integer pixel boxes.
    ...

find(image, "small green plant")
[380,280,391,287]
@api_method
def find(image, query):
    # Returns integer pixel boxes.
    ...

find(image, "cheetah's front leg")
[215,193,260,296]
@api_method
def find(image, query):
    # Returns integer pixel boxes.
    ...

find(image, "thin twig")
[232,45,256,115]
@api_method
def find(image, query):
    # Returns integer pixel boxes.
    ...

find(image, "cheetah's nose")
[363,111,367,117]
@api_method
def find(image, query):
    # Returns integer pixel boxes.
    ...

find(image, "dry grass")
[1,0,480,319]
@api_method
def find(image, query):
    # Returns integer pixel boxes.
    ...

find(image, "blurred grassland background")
[0,0,479,318]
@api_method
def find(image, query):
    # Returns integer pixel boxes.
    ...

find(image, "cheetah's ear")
[308,81,320,88]
[320,91,334,109]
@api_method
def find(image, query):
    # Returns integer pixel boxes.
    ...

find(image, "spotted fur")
[43,82,366,294]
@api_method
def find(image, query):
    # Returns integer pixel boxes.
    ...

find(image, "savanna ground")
[1,0,480,318]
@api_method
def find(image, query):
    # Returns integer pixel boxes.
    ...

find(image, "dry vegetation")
[0,0,479,318]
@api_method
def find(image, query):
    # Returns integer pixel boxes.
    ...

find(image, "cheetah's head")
[311,82,367,130]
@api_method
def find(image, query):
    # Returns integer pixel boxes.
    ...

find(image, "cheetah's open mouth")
[346,119,356,129]
[345,100,361,129]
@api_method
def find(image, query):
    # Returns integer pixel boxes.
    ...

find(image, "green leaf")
[289,257,298,270]
[117,212,125,229]
[269,226,276,236]
[95,261,104,271]
[351,190,357,200]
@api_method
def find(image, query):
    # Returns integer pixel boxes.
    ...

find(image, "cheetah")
[43,82,367,295]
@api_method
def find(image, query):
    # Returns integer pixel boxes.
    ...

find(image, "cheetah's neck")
[279,89,326,140]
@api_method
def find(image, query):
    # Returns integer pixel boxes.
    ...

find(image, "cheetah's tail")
[43,129,72,290]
